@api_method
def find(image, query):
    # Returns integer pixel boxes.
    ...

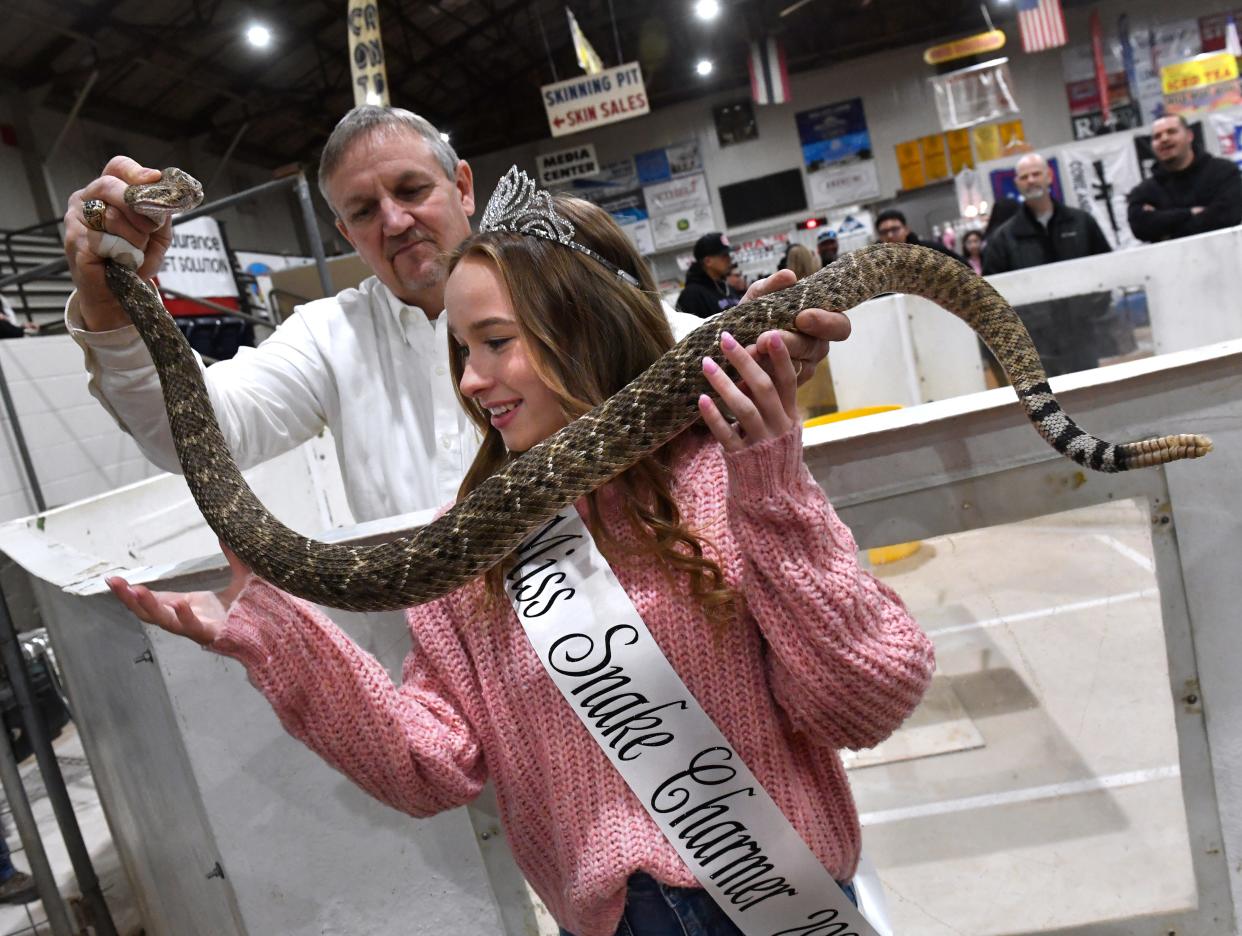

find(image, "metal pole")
[155,287,276,328]
[205,121,252,195]
[294,173,334,298]
[0,590,117,936]
[0,353,45,514]
[0,722,74,936]
[42,69,99,219]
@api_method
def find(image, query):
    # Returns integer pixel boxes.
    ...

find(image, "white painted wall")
[468,0,1230,280]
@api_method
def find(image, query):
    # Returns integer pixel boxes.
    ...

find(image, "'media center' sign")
[541,62,649,137]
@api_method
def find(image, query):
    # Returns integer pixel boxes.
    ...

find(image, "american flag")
[1017,0,1068,53]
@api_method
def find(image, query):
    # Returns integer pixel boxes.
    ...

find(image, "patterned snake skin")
[102,169,1212,612]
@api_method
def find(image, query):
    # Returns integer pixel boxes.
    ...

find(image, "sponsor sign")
[644,174,715,250]
[541,61,649,137]
[536,145,600,186]
[924,29,1007,66]
[157,217,238,299]
[808,159,880,209]
[1161,52,1239,94]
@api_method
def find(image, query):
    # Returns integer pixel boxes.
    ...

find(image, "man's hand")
[64,157,173,331]
[737,269,850,386]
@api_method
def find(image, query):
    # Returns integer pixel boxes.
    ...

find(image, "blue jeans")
[560,872,858,936]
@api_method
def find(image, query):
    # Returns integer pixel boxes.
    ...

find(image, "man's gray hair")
[317,105,460,209]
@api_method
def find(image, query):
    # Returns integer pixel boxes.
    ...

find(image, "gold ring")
[82,199,107,232]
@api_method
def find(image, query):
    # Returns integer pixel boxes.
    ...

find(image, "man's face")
[817,238,838,263]
[1151,117,1194,167]
[876,219,908,244]
[326,129,475,306]
[1014,158,1052,201]
[702,253,732,279]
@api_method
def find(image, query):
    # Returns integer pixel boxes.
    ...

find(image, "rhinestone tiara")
[479,166,641,287]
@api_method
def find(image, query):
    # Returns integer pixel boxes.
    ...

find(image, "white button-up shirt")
[67,276,701,524]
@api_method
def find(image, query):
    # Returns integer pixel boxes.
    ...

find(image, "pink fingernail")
[702,357,719,374]
[720,331,738,350]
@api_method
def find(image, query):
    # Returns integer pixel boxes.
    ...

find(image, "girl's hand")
[699,330,798,452]
[106,545,253,646]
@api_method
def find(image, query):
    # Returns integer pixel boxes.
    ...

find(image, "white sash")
[505,509,881,936]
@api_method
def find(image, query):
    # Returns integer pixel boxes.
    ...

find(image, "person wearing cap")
[816,229,839,265]
[676,232,740,319]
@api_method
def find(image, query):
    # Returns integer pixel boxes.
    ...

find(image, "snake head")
[124,167,205,222]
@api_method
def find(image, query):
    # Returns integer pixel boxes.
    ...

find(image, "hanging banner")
[348,1,390,107]
[920,134,949,181]
[157,216,240,315]
[795,98,872,170]
[1210,111,1242,169]
[536,144,600,186]
[971,124,1003,162]
[929,58,1020,130]
[1057,138,1142,249]
[807,159,880,209]
[895,140,926,190]
[1200,9,1242,52]
[557,158,653,255]
[946,129,974,172]
[1161,52,1242,113]
[644,174,716,250]
[1061,19,1202,129]
[924,30,1007,66]
[541,62,649,137]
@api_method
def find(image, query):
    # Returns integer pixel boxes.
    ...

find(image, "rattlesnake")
[100,169,1211,612]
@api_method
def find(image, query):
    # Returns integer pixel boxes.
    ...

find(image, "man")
[63,106,848,524]
[875,209,965,264]
[724,263,748,299]
[816,229,839,266]
[983,152,1114,377]
[1127,114,1242,242]
[676,232,739,318]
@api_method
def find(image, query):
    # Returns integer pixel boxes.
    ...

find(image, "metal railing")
[0,218,65,318]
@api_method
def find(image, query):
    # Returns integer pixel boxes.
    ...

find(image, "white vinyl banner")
[157,217,238,298]
[645,173,717,250]
[808,160,880,210]
[1056,138,1142,249]
[505,510,879,936]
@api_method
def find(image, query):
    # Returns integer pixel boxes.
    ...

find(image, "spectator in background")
[983,152,1114,377]
[1127,114,1242,242]
[724,263,748,300]
[785,244,821,281]
[961,229,985,276]
[676,232,739,318]
[0,296,37,338]
[816,229,839,265]
[983,196,1021,241]
[875,209,966,265]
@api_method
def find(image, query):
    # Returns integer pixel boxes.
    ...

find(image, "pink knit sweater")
[211,426,934,936]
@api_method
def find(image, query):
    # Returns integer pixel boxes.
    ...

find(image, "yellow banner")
[896,140,926,190]
[1161,52,1239,95]
[998,119,1026,151]
[920,134,949,181]
[946,129,973,172]
[971,124,1002,163]
[923,30,1006,66]
[348,1,390,107]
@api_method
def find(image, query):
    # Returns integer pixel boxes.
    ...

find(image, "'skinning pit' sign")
[541,62,650,138]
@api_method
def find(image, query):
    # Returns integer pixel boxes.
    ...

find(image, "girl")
[962,229,985,276]
[109,176,934,936]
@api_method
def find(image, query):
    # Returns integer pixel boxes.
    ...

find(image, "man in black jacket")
[1127,115,1242,242]
[676,232,740,319]
[875,209,967,265]
[982,153,1115,377]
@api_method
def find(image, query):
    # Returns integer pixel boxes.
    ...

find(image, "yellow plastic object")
[802,405,921,565]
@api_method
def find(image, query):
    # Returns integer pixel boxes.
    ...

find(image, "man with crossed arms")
[63,106,850,525]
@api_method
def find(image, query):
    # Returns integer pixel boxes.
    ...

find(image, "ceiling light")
[695,0,721,20]
[696,59,714,76]
[440,132,451,143]
[245,24,271,48]
[365,90,384,106]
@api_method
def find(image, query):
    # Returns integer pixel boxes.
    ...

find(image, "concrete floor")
[0,496,1199,936]
[858,497,1196,934]
[0,727,141,936]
